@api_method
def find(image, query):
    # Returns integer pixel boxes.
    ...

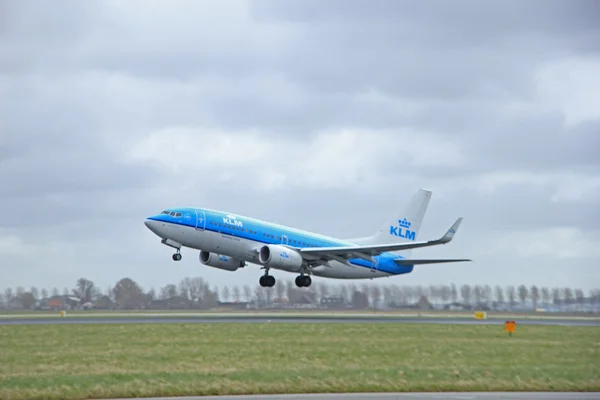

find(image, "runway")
[1,313,598,326]
[105,392,600,400]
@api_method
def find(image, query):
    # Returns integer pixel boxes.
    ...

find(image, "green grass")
[1,323,598,399]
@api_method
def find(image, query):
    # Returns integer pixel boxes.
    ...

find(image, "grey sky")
[1,0,599,294]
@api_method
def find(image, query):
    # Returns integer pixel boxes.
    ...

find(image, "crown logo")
[398,218,411,228]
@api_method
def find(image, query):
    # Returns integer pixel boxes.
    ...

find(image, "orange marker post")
[505,320,516,337]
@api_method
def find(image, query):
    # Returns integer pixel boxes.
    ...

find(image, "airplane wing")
[300,217,464,261]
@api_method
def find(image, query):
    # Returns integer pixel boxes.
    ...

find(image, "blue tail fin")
[349,188,432,256]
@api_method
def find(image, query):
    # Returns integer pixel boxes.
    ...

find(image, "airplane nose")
[144,219,158,234]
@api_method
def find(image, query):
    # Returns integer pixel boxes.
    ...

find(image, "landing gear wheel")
[302,275,311,287]
[295,275,311,287]
[259,274,276,287]
[172,252,182,261]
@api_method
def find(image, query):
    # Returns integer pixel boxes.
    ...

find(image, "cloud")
[0,0,599,294]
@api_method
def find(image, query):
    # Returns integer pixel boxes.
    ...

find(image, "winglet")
[439,217,463,244]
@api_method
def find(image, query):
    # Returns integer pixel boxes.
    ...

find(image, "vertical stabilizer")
[350,189,432,256]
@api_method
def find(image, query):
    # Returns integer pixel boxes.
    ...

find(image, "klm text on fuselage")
[390,218,415,240]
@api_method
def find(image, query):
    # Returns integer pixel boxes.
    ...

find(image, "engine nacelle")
[258,244,304,271]
[199,250,245,271]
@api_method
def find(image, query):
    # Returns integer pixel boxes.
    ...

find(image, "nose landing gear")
[161,238,182,262]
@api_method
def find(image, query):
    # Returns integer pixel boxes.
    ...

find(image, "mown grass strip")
[1,323,598,399]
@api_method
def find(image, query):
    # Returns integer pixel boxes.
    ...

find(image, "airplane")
[143,188,471,288]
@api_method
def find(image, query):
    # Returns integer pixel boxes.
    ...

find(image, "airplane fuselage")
[144,207,413,280]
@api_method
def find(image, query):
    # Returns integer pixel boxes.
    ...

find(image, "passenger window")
[175,212,182,217]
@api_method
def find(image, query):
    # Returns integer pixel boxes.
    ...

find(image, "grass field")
[1,323,599,399]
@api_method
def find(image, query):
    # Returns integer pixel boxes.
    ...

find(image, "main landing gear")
[295,274,311,288]
[259,271,275,287]
[172,250,182,261]
[258,268,311,288]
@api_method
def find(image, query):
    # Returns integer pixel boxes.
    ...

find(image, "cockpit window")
[161,211,170,215]
[175,212,182,217]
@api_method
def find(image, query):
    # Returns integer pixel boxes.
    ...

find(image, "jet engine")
[258,244,304,270]
[199,250,245,271]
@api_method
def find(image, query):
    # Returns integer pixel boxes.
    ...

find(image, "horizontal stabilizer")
[394,258,472,265]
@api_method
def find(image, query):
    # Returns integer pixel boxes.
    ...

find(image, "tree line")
[2,276,599,311]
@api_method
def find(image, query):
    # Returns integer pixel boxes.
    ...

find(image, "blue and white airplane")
[144,189,471,288]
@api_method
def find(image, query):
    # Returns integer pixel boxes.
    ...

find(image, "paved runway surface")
[105,392,600,400]
[1,314,598,326]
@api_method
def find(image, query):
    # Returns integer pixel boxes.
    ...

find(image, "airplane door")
[195,210,206,231]
[281,235,288,245]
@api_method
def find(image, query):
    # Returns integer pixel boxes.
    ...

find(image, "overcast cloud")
[1,0,599,294]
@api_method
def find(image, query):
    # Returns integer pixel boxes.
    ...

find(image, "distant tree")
[320,282,330,298]
[383,285,393,305]
[517,284,528,306]
[221,286,230,302]
[41,288,49,299]
[243,285,252,302]
[161,284,177,299]
[494,285,505,305]
[339,285,349,303]
[16,287,24,298]
[275,281,285,300]
[4,288,13,303]
[62,287,69,296]
[0,293,4,309]
[19,292,36,309]
[564,288,574,306]
[428,285,438,303]
[552,287,561,306]
[591,289,600,309]
[351,290,369,308]
[178,277,193,299]
[482,285,492,305]
[416,285,426,300]
[473,285,483,305]
[460,284,472,305]
[440,285,451,304]
[506,286,516,307]
[191,277,209,302]
[361,284,372,307]
[112,278,145,309]
[450,283,458,302]
[72,278,95,303]
[202,287,218,308]
[541,287,550,305]
[311,282,322,301]
[146,288,156,302]
[530,285,540,310]
[254,286,265,304]
[575,289,585,311]
[51,288,59,297]
[30,287,39,300]
[232,286,241,302]
[371,284,381,306]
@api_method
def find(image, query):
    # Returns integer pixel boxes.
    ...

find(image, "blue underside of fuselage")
[147,209,413,276]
